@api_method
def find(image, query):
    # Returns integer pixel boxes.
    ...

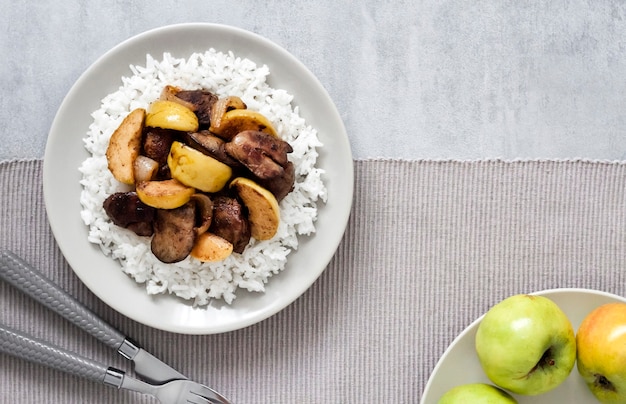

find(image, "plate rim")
[43,22,354,334]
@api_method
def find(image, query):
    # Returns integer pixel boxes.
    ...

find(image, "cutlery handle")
[0,250,126,350]
[0,324,114,384]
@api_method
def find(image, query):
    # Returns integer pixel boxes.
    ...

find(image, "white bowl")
[421,288,626,403]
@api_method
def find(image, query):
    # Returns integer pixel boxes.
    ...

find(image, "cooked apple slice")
[168,141,232,193]
[136,178,195,209]
[145,100,199,132]
[210,109,277,140]
[209,96,247,131]
[190,232,233,262]
[230,177,280,240]
[105,108,146,184]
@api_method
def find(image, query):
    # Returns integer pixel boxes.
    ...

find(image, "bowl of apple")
[421,288,626,403]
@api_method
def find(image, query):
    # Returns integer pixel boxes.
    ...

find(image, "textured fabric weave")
[1,159,625,403]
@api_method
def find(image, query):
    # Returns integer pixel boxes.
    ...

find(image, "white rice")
[79,50,326,305]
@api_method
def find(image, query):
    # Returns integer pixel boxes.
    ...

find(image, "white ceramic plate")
[43,23,353,334]
[421,288,626,403]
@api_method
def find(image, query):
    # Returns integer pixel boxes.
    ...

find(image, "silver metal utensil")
[0,250,231,404]
[0,324,225,404]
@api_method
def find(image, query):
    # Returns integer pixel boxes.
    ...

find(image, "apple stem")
[538,348,555,369]
[527,348,556,377]
[595,374,616,392]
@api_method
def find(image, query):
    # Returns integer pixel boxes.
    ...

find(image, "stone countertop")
[2,1,626,161]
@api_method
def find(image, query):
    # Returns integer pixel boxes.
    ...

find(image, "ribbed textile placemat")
[1,159,625,403]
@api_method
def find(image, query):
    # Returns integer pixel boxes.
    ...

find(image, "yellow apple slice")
[209,96,247,131]
[210,109,277,140]
[145,100,199,132]
[230,177,280,240]
[136,178,195,209]
[105,108,146,184]
[167,141,232,193]
[190,232,233,262]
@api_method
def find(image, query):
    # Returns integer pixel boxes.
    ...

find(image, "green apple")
[438,383,518,403]
[475,294,576,395]
[577,302,626,403]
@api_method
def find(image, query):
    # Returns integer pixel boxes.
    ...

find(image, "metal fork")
[0,324,223,403]
[0,250,232,404]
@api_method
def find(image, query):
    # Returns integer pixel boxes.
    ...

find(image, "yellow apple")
[577,302,626,403]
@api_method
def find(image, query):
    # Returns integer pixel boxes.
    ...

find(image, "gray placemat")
[1,159,625,403]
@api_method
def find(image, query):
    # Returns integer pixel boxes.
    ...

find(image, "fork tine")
[188,384,231,404]
[186,395,212,404]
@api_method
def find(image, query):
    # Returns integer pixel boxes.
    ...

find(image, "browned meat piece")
[184,131,243,169]
[225,130,295,200]
[142,128,176,179]
[224,130,292,179]
[151,202,197,263]
[175,90,218,126]
[126,222,154,237]
[260,161,295,201]
[143,128,175,162]
[209,196,251,253]
[103,192,155,236]
[232,146,283,179]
